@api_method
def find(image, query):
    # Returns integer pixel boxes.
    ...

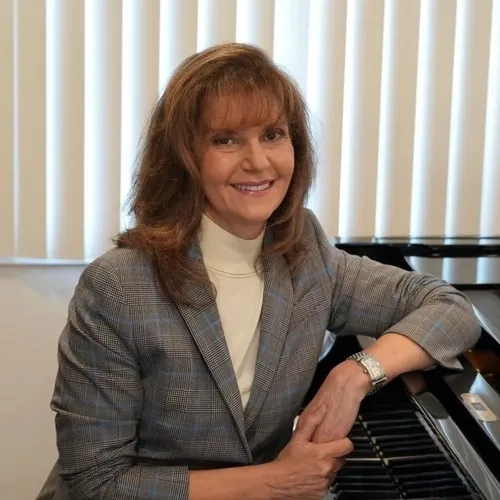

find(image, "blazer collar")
[177,231,293,455]
[244,249,293,430]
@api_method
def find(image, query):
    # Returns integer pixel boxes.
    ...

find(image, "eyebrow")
[205,127,237,135]
[205,120,288,134]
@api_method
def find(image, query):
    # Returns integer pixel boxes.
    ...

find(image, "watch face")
[362,357,386,382]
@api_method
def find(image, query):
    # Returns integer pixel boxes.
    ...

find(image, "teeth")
[234,182,271,192]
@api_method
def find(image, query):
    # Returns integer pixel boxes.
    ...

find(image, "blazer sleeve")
[307,211,481,370]
[50,257,189,500]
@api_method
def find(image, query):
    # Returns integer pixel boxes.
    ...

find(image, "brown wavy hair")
[115,42,316,306]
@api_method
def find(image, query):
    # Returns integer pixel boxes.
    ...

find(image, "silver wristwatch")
[347,351,387,395]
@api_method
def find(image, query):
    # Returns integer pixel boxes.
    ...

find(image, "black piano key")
[395,469,460,482]
[333,381,486,500]
[404,485,471,496]
[332,489,402,499]
[337,460,389,478]
[350,436,374,444]
[405,485,472,498]
[336,474,394,485]
[372,434,435,444]
[350,449,378,459]
[362,422,428,434]
[379,444,441,457]
[404,477,464,486]
[388,456,457,473]
[359,409,416,421]
[406,497,475,500]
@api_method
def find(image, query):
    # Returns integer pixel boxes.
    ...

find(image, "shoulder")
[297,208,360,282]
[94,246,153,275]
[78,247,157,296]
[299,207,335,260]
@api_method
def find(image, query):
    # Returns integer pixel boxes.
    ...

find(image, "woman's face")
[196,95,294,239]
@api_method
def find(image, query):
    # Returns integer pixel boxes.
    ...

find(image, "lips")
[232,180,274,192]
[233,182,270,192]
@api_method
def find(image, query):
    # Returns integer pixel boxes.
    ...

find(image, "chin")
[238,209,275,225]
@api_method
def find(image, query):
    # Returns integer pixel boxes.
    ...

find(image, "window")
[2,0,499,262]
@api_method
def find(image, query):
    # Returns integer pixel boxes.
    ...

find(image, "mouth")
[232,181,275,193]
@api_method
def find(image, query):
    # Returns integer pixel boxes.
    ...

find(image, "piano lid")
[333,236,500,258]
[333,236,500,286]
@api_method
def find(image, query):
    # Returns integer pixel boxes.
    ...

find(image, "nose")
[241,139,271,171]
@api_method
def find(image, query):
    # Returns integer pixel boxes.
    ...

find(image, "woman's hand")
[268,405,353,500]
[298,360,371,443]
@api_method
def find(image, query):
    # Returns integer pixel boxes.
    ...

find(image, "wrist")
[330,360,372,399]
[261,461,289,500]
[188,463,285,500]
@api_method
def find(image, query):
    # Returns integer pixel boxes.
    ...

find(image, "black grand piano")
[304,237,500,499]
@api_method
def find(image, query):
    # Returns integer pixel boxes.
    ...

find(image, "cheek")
[276,148,295,180]
[276,143,294,166]
[200,153,226,187]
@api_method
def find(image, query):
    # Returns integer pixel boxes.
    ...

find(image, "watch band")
[347,351,387,395]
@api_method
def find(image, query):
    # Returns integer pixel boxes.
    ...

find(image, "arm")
[299,212,481,441]
[52,258,189,499]
[300,333,436,443]
[322,243,481,398]
[323,240,481,371]
[52,258,278,500]
[188,467,278,500]
[188,466,287,500]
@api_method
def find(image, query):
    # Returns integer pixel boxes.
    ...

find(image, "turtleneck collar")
[199,213,265,276]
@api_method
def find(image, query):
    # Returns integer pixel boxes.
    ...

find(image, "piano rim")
[400,373,500,500]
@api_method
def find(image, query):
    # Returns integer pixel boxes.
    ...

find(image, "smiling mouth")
[232,181,274,192]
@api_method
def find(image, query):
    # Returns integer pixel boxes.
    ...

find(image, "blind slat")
[159,0,197,91]
[0,0,14,257]
[4,1,500,262]
[339,0,384,237]
[411,0,457,236]
[47,0,85,259]
[306,0,347,237]
[445,0,492,237]
[376,0,420,237]
[122,0,160,230]
[481,0,500,237]
[84,0,122,260]
[273,0,311,94]
[236,0,274,56]
[197,0,237,51]
[16,0,47,258]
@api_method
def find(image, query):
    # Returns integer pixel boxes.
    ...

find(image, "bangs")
[199,84,291,133]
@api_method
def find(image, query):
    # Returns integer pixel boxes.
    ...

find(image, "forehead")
[199,91,287,132]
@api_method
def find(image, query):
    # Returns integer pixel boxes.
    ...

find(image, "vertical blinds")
[2,0,499,262]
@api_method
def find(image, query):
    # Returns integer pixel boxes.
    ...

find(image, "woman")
[38,43,480,500]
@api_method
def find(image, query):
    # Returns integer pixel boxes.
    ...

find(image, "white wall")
[0,266,83,500]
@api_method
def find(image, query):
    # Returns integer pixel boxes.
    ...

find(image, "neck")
[199,213,264,275]
[203,211,265,240]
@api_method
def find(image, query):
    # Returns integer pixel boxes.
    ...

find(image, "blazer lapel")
[176,245,251,460]
[244,248,293,431]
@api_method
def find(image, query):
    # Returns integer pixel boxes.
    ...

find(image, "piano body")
[304,237,500,499]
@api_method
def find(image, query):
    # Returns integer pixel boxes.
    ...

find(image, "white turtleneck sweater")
[199,214,264,409]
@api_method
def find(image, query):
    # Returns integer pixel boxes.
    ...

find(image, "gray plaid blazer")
[37,209,480,500]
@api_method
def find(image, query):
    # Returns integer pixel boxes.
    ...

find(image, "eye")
[212,135,237,147]
[264,128,286,141]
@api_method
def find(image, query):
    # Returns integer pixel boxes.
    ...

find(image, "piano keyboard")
[331,383,484,499]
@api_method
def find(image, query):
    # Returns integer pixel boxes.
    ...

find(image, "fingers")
[294,405,327,443]
[325,437,354,457]
[332,457,346,473]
